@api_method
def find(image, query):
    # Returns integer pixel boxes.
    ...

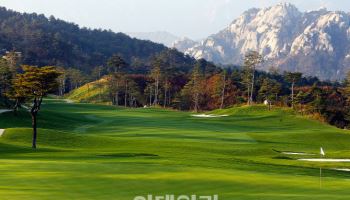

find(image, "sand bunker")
[0,129,5,137]
[273,149,314,156]
[65,99,74,104]
[0,109,11,114]
[299,158,350,162]
[281,152,314,155]
[191,114,229,118]
[333,168,350,172]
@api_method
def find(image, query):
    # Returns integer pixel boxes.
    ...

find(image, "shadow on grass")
[97,153,159,158]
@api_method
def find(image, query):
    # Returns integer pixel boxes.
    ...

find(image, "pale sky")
[0,0,349,39]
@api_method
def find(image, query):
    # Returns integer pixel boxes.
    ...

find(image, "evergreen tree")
[190,62,203,112]
[295,90,308,114]
[10,66,61,149]
[243,51,263,105]
[107,55,127,106]
[0,58,12,99]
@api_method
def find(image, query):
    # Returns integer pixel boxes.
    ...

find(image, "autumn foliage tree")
[11,66,61,149]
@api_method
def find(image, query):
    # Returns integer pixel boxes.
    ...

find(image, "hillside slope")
[67,78,109,103]
[0,7,167,72]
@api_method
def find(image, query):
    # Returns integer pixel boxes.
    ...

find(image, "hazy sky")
[0,0,349,39]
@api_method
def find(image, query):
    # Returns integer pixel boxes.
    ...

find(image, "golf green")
[1,99,350,200]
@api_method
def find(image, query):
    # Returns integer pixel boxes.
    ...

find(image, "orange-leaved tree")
[11,66,61,149]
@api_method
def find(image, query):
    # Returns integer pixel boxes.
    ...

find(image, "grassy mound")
[67,78,110,103]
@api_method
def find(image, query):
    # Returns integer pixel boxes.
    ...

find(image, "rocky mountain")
[172,37,197,52]
[127,31,180,47]
[174,3,350,80]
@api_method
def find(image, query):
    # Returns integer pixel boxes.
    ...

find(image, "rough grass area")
[1,99,350,200]
[67,78,110,103]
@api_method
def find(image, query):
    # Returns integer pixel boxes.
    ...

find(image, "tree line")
[51,50,350,129]
[1,50,350,149]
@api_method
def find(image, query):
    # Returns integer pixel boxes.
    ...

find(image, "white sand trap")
[333,168,350,172]
[0,129,5,137]
[65,99,74,104]
[191,114,229,118]
[273,149,314,156]
[281,152,315,155]
[0,109,11,114]
[21,105,29,110]
[299,158,350,162]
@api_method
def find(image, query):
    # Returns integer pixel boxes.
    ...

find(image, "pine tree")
[243,51,263,105]
[0,58,12,99]
[10,66,61,149]
[191,62,203,112]
[285,72,302,108]
[107,55,127,106]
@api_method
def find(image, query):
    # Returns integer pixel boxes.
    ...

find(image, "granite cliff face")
[175,3,350,80]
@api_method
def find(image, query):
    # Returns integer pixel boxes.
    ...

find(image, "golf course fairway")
[1,99,350,200]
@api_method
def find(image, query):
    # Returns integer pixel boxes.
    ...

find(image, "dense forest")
[0,7,175,73]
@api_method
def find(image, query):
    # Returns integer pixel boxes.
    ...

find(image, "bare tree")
[124,78,128,107]
[285,72,302,108]
[150,58,162,106]
[163,78,170,108]
[56,67,66,96]
[191,62,203,113]
[220,70,227,109]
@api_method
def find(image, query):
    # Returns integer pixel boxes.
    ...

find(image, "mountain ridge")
[0,7,168,72]
[127,31,181,47]
[174,3,350,80]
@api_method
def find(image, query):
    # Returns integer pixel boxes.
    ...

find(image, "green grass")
[1,99,350,199]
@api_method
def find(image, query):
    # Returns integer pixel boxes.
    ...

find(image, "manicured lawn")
[1,99,350,199]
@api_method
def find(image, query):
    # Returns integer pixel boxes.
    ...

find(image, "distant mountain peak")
[127,31,182,47]
[174,3,350,80]
[276,2,297,8]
